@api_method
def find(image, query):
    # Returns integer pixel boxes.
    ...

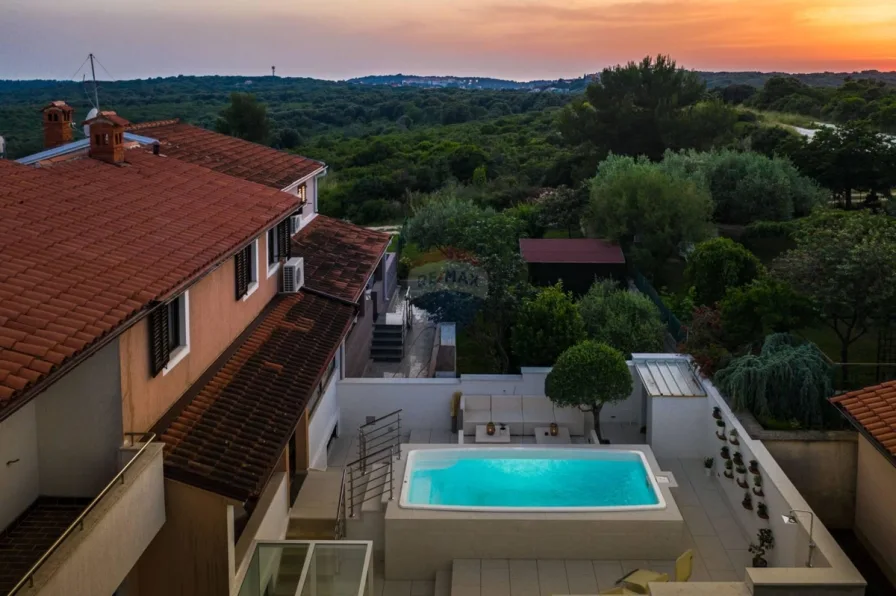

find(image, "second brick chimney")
[41,101,74,149]
[83,111,131,165]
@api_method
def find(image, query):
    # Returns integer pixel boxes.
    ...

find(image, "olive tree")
[545,341,633,444]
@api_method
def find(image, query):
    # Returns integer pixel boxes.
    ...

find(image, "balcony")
[3,435,165,596]
[237,540,373,596]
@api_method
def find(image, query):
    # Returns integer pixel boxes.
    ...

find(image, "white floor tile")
[410,580,434,596]
[564,560,597,595]
[693,535,734,571]
[509,560,540,596]
[536,560,569,596]
[709,569,742,581]
[481,559,510,596]
[591,560,623,591]
[679,505,716,536]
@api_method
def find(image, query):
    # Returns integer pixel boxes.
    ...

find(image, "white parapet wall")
[337,366,644,436]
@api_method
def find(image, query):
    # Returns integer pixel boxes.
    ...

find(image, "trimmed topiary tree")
[545,341,633,443]
[578,280,665,357]
[511,283,586,366]
[686,237,764,306]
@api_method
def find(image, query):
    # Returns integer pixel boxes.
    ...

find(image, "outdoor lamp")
[486,395,496,435]
[782,509,816,568]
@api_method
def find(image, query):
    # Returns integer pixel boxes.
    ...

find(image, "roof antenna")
[89,53,100,111]
[272,65,276,77]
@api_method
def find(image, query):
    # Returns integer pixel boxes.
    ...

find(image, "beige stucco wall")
[763,436,857,530]
[23,443,165,596]
[134,479,235,596]
[855,434,896,585]
[119,231,277,433]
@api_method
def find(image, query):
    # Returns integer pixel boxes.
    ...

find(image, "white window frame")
[243,239,260,301]
[266,227,281,279]
[163,291,190,375]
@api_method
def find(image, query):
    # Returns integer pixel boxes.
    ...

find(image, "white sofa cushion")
[521,396,585,435]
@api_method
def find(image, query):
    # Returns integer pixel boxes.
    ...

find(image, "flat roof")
[636,360,706,397]
[519,239,625,264]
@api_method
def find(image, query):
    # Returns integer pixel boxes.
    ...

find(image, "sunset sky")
[1,0,895,80]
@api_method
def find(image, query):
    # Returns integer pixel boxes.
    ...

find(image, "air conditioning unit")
[282,257,305,293]
[290,215,302,235]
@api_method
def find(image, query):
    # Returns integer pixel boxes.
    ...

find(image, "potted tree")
[748,459,760,475]
[712,406,722,420]
[749,529,775,567]
[742,491,753,510]
[729,428,739,445]
[703,457,714,477]
[720,446,730,459]
[450,391,462,434]
[732,451,744,467]
[757,501,769,520]
[736,464,749,488]
[724,459,734,479]
[545,341,632,445]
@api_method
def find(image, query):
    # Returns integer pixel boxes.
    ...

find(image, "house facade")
[831,381,896,586]
[0,103,389,595]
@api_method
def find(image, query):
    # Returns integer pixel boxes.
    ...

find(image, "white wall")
[232,473,289,595]
[647,396,708,458]
[309,375,339,470]
[337,366,644,435]
[0,400,40,530]
[35,341,123,496]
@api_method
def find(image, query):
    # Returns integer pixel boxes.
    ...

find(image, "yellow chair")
[617,549,694,593]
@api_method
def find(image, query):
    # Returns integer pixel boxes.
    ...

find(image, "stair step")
[372,355,403,363]
[435,564,452,596]
[286,517,337,540]
[372,337,404,346]
[371,347,403,356]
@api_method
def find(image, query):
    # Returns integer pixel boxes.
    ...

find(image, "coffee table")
[534,426,571,444]
[475,424,511,443]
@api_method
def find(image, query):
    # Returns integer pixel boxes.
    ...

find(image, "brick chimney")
[41,101,74,149]
[83,111,131,165]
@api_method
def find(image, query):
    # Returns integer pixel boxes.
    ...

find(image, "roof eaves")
[831,399,896,468]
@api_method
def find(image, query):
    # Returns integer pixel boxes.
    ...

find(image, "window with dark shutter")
[277,220,291,260]
[235,245,249,299]
[148,305,171,377]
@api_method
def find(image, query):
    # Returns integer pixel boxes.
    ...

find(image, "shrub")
[511,283,586,366]
[579,280,665,357]
[686,238,764,306]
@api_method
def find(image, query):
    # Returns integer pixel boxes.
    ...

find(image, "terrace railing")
[339,409,402,521]
[8,432,156,595]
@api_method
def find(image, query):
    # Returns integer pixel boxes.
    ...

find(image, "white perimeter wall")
[0,400,40,530]
[647,396,707,458]
[36,341,123,496]
[309,374,339,470]
[337,366,644,434]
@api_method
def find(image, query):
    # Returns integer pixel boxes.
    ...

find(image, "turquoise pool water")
[402,448,662,510]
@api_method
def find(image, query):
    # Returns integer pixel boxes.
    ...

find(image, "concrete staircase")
[287,469,343,540]
[370,322,404,362]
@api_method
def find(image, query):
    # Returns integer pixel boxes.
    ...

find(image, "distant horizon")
[4,66,896,85]
[2,0,894,81]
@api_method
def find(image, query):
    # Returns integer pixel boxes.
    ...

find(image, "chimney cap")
[83,111,130,127]
[40,100,74,113]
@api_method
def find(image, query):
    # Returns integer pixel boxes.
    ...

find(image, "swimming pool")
[399,447,665,512]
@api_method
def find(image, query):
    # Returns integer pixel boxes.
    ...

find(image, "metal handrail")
[7,433,157,595]
[335,468,347,539]
[344,443,396,470]
[359,409,401,429]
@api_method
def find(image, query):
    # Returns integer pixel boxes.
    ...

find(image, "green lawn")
[796,326,879,364]
[401,242,444,266]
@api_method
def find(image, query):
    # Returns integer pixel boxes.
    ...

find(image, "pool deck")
[323,430,751,595]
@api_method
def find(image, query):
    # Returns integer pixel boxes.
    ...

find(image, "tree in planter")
[578,280,665,357]
[774,210,896,365]
[715,333,835,429]
[749,529,775,567]
[511,283,586,366]
[545,341,632,444]
[686,237,764,306]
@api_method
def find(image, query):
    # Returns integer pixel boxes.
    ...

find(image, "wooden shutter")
[277,220,291,260]
[235,246,249,299]
[148,304,171,377]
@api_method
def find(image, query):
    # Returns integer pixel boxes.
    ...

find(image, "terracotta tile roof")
[519,238,625,264]
[154,292,354,502]
[831,381,896,458]
[291,215,390,303]
[127,120,324,189]
[0,150,300,420]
